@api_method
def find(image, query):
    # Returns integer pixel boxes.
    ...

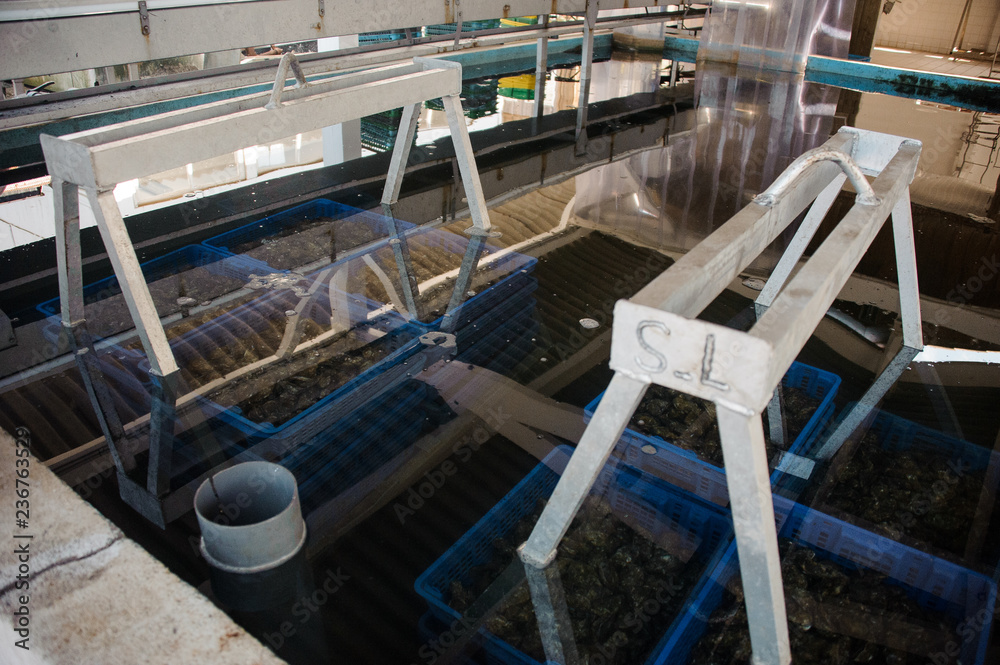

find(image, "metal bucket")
[194,461,306,574]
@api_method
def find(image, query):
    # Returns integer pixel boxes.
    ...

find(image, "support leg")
[890,188,923,350]
[716,405,791,665]
[575,0,598,153]
[381,102,422,216]
[519,372,647,567]
[441,234,488,331]
[441,93,495,235]
[521,555,580,665]
[86,188,178,377]
[54,180,136,472]
[327,264,355,333]
[147,368,181,497]
[379,102,421,318]
[534,15,549,122]
[755,174,846,317]
[765,386,785,449]
[813,344,919,461]
[276,268,331,358]
[87,187,181,512]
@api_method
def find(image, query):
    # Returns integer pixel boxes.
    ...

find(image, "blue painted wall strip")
[663,34,999,113]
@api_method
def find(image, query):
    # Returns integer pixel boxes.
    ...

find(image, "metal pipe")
[194,461,307,573]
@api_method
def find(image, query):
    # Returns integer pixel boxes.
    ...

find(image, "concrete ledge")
[0,427,287,665]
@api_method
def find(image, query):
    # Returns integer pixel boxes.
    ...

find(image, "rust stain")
[551,0,558,16]
[497,168,504,181]
[503,4,511,18]
[623,0,630,8]
[444,0,453,25]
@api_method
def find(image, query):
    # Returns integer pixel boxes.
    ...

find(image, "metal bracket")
[317,0,325,18]
[265,52,309,109]
[138,1,149,36]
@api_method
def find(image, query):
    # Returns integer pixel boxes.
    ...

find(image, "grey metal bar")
[440,234,488,331]
[889,188,924,351]
[765,386,785,449]
[86,188,179,377]
[70,325,133,473]
[522,557,581,665]
[381,102,423,212]
[380,101,423,320]
[813,345,919,460]
[146,368,181,497]
[534,14,549,121]
[716,405,791,665]
[439,90,495,234]
[755,174,847,316]
[276,268,331,358]
[519,372,647,567]
[575,0,598,150]
[389,232,421,321]
[52,179,84,326]
[754,147,878,207]
[453,0,464,49]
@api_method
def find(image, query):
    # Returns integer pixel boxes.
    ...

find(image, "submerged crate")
[454,299,539,377]
[814,407,1000,568]
[204,199,413,272]
[584,362,841,505]
[36,245,266,341]
[415,446,732,665]
[657,495,997,665]
[200,315,426,454]
[287,379,456,512]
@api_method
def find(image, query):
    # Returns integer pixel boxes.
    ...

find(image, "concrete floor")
[0,427,287,665]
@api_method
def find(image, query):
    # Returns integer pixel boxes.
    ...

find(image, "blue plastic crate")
[36,245,266,341]
[425,19,500,34]
[359,30,409,44]
[815,406,999,566]
[200,317,425,454]
[414,446,732,665]
[584,361,841,505]
[206,200,537,335]
[443,273,538,338]
[295,217,537,332]
[288,380,435,511]
[656,494,997,665]
[417,612,498,665]
[156,272,385,389]
[455,300,539,376]
[204,199,413,273]
[88,344,158,418]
